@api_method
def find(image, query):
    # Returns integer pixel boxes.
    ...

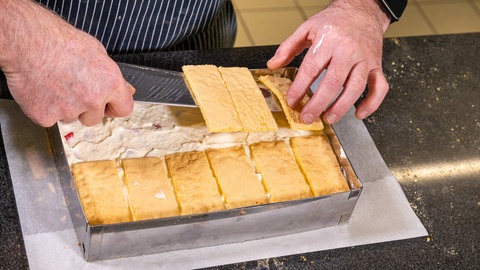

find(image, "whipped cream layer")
[58,102,320,165]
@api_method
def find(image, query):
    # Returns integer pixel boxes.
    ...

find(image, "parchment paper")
[0,99,427,269]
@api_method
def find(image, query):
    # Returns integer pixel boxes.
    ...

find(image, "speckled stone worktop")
[1,32,479,269]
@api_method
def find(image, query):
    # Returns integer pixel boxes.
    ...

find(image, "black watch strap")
[379,0,408,22]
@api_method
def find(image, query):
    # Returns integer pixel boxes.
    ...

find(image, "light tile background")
[232,0,480,47]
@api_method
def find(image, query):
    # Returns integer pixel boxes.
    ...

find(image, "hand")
[267,0,391,124]
[0,0,135,127]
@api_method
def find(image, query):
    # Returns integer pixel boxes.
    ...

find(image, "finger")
[61,117,79,124]
[104,81,135,118]
[56,106,84,126]
[323,61,368,124]
[300,59,352,124]
[34,118,58,128]
[286,46,332,110]
[126,81,136,95]
[355,68,389,119]
[24,109,61,127]
[78,108,105,126]
[267,24,311,69]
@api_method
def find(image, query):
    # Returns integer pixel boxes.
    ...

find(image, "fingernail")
[267,58,276,68]
[126,81,136,93]
[303,113,314,124]
[286,96,295,107]
[326,113,337,124]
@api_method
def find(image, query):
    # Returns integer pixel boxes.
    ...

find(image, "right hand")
[0,0,135,127]
[267,0,391,125]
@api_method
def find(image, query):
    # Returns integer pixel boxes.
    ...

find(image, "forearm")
[0,0,68,73]
[0,0,21,68]
[0,0,34,70]
[0,0,134,127]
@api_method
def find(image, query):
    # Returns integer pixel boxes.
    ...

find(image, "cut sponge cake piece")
[218,67,277,132]
[249,141,312,202]
[182,65,243,132]
[71,160,132,225]
[122,157,179,221]
[165,151,225,215]
[206,146,268,209]
[290,135,350,196]
[258,75,323,131]
[182,65,278,133]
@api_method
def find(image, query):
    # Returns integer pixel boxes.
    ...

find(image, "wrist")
[374,0,393,33]
[329,0,393,34]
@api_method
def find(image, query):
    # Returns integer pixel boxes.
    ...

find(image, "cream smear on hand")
[313,25,332,55]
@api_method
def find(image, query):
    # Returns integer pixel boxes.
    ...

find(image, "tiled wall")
[232,0,480,47]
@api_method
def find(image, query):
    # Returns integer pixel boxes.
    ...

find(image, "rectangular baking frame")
[47,67,362,261]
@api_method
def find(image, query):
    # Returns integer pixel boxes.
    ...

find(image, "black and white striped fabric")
[35,0,237,54]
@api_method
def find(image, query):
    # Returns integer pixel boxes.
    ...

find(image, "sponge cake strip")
[122,157,179,220]
[218,67,278,132]
[206,146,268,209]
[71,160,132,225]
[165,151,225,215]
[291,135,350,196]
[249,141,312,202]
[258,75,323,130]
[182,65,243,132]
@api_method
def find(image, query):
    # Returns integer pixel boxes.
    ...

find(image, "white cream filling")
[58,102,318,165]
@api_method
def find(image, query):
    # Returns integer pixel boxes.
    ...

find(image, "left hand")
[267,0,392,124]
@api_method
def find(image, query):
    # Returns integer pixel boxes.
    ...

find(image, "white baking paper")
[0,99,427,270]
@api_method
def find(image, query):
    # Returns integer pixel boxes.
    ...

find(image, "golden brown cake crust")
[71,160,132,225]
[182,65,243,132]
[291,135,349,196]
[122,157,179,220]
[206,146,268,208]
[165,151,225,215]
[249,140,312,202]
[259,75,324,131]
[218,67,277,132]
[183,65,278,133]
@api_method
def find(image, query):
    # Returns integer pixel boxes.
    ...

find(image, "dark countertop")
[1,32,479,269]
[0,127,29,269]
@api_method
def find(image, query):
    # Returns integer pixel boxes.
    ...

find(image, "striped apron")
[35,0,237,53]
